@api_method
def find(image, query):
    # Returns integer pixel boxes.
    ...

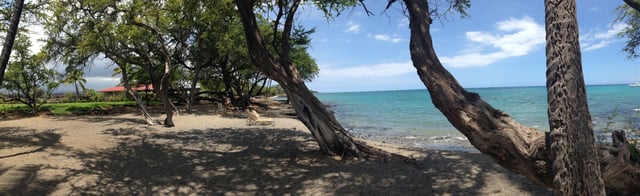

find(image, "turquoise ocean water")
[315,84,640,150]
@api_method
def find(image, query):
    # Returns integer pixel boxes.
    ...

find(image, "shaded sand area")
[0,105,551,195]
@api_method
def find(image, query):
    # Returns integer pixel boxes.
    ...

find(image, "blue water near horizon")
[315,84,640,150]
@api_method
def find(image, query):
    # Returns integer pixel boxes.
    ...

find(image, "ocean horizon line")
[315,83,632,94]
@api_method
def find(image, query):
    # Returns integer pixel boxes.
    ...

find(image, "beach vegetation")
[61,67,87,102]
[42,0,319,126]
[1,35,59,115]
[235,0,381,157]
[616,1,640,59]
[0,0,636,194]
[0,101,138,116]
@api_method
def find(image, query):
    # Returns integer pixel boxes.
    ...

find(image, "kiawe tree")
[396,0,639,194]
[2,35,58,115]
[235,0,381,157]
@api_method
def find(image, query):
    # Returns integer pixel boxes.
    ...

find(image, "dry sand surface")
[0,105,551,195]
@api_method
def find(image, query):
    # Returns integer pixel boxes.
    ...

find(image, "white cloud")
[398,18,409,28]
[441,16,545,68]
[369,33,404,43]
[320,61,414,78]
[581,22,628,51]
[345,21,362,34]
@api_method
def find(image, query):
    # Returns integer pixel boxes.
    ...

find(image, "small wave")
[633,108,640,112]
[429,135,467,141]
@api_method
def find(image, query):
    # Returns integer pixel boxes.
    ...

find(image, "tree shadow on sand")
[65,128,432,195]
[0,127,62,159]
[0,127,70,195]
[61,127,551,195]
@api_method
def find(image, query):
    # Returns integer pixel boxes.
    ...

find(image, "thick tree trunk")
[402,0,640,193]
[623,0,640,13]
[235,0,381,157]
[544,0,606,195]
[402,0,552,187]
[0,0,24,83]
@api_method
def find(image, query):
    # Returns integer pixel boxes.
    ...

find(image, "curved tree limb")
[402,0,640,193]
[624,0,640,13]
[235,0,383,157]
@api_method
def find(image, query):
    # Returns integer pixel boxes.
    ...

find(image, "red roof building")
[98,84,154,92]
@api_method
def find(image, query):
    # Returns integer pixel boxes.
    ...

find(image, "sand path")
[0,109,551,195]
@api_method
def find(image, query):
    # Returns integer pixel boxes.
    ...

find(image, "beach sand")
[0,104,551,195]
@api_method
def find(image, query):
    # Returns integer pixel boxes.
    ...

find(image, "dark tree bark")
[402,0,553,187]
[401,0,640,193]
[624,0,640,12]
[544,0,606,195]
[120,64,156,125]
[235,0,381,157]
[0,0,25,83]
[130,21,177,127]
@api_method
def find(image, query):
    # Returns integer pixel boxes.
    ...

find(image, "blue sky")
[41,0,636,93]
[300,0,636,92]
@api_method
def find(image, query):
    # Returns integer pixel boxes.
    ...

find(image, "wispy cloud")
[581,22,628,51]
[369,33,404,43]
[345,21,362,34]
[441,16,545,68]
[320,61,414,78]
[398,18,409,28]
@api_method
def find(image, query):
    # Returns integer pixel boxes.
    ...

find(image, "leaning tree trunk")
[402,0,640,193]
[0,0,24,83]
[131,20,177,127]
[120,64,156,125]
[0,0,25,83]
[235,0,380,157]
[544,0,605,194]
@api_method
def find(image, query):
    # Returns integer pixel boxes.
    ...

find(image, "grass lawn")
[0,101,139,115]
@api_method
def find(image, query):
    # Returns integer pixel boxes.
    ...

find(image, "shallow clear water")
[315,84,640,150]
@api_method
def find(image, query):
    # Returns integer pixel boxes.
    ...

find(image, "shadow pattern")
[0,127,62,159]
[68,128,435,195]
[0,125,551,195]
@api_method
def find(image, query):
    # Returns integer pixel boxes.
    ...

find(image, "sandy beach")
[0,104,551,195]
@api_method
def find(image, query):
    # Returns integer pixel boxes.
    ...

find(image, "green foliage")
[616,4,640,59]
[2,34,59,115]
[82,89,104,102]
[42,101,136,115]
[63,92,75,101]
[0,101,138,115]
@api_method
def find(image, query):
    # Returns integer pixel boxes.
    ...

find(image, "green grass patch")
[0,101,140,115]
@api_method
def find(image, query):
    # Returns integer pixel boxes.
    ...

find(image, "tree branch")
[624,0,640,13]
